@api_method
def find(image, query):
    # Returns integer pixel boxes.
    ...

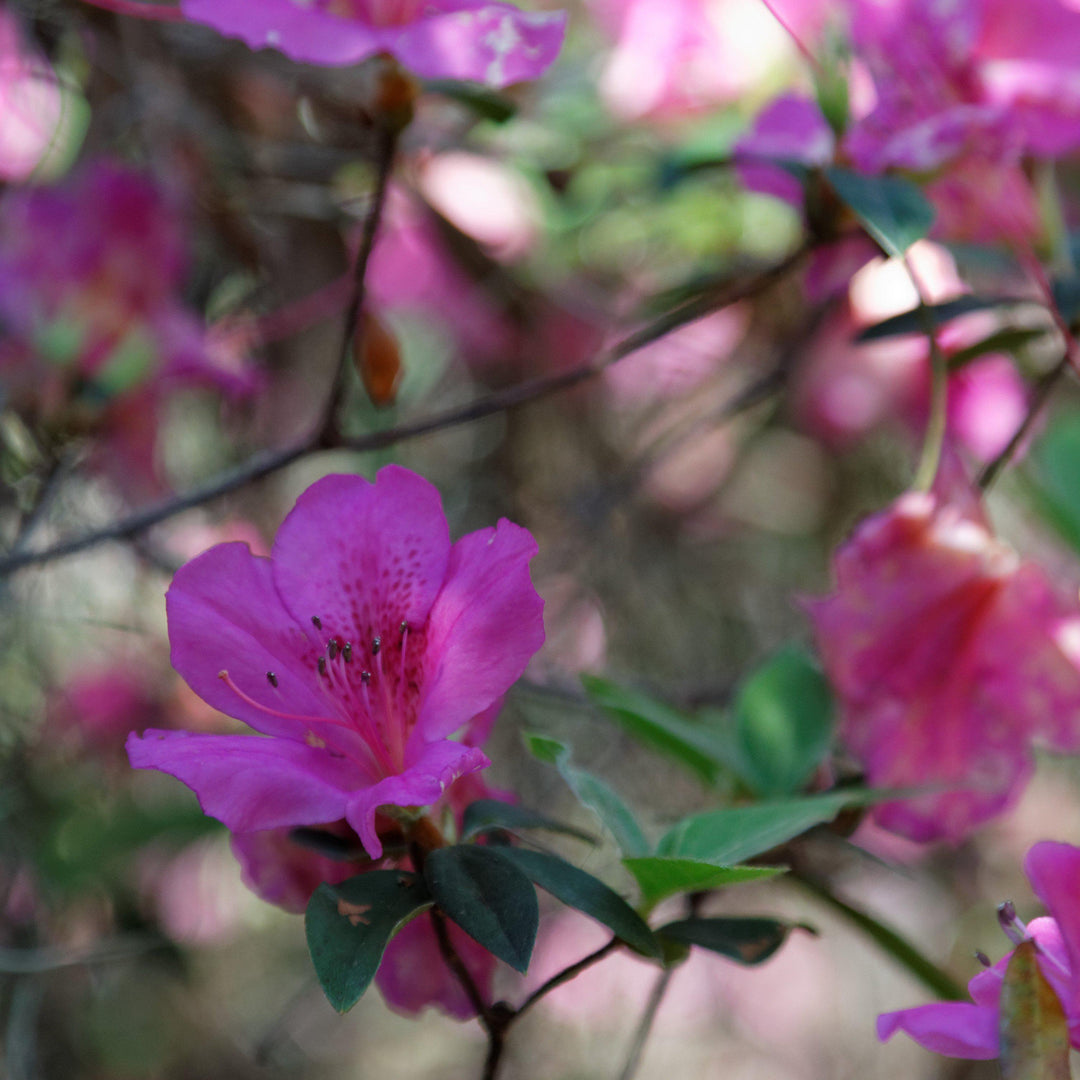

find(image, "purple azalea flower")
[128,466,545,858]
[178,0,568,87]
[879,840,1080,1058]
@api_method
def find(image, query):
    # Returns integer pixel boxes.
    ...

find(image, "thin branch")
[429,910,490,1022]
[977,348,1072,491]
[320,123,399,444]
[616,967,675,1080]
[0,935,165,974]
[512,938,621,1022]
[906,257,950,493]
[0,243,810,578]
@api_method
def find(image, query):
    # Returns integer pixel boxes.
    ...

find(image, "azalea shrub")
[10,0,1080,1078]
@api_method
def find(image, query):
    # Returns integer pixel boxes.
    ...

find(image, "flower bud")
[354,310,402,408]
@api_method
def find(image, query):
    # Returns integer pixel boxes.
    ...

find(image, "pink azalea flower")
[127,465,545,859]
[808,487,1080,842]
[587,0,827,119]
[738,0,1080,243]
[0,161,259,492]
[178,0,567,87]
[879,840,1080,1058]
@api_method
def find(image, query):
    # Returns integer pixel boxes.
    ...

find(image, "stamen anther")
[318,657,328,677]
[343,642,353,662]
[312,615,322,630]
[328,639,339,661]
[372,636,382,655]
[266,671,278,688]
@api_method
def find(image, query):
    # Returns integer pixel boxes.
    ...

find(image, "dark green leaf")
[1052,277,1080,330]
[825,167,935,257]
[305,870,432,1013]
[582,674,732,784]
[657,790,891,864]
[421,80,517,123]
[947,328,1046,370]
[999,939,1071,1080]
[856,296,1013,342]
[657,917,809,966]
[492,846,660,957]
[424,846,539,973]
[733,647,834,797]
[461,799,596,844]
[523,733,650,856]
[623,857,784,908]
[290,827,368,862]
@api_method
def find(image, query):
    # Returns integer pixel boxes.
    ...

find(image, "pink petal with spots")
[377,912,497,1018]
[810,491,1080,841]
[272,468,450,654]
[126,730,357,832]
[416,519,544,744]
[166,541,370,763]
[877,1002,1000,1059]
[345,739,489,858]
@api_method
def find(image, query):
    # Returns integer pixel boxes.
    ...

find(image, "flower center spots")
[313,618,425,775]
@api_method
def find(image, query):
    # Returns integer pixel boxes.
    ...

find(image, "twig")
[512,938,621,1022]
[616,967,674,1080]
[0,935,166,973]
[320,123,398,444]
[906,257,950,493]
[430,910,491,1022]
[0,243,810,577]
[977,348,1072,491]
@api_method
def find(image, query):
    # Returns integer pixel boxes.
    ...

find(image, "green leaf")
[855,295,1011,342]
[305,870,432,1013]
[424,846,539,973]
[657,790,884,865]
[657,917,809,966]
[523,733,650,856]
[582,674,732,784]
[999,939,1071,1080]
[460,799,596,844]
[623,857,784,908]
[733,647,834,797]
[947,328,1046,370]
[421,80,517,123]
[825,167,935,257]
[492,846,660,958]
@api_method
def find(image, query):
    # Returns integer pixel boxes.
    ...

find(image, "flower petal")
[390,6,567,87]
[127,730,355,832]
[345,739,489,858]
[166,542,370,759]
[376,911,496,1019]
[877,1002,1000,1059]
[180,0,385,65]
[271,468,450,659]
[416,519,543,743]
[1025,843,1080,1015]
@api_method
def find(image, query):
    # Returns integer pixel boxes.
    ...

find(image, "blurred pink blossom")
[0,161,259,491]
[588,0,826,119]
[0,8,63,181]
[178,0,567,86]
[880,840,1080,1058]
[809,486,1080,842]
[738,0,1080,242]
